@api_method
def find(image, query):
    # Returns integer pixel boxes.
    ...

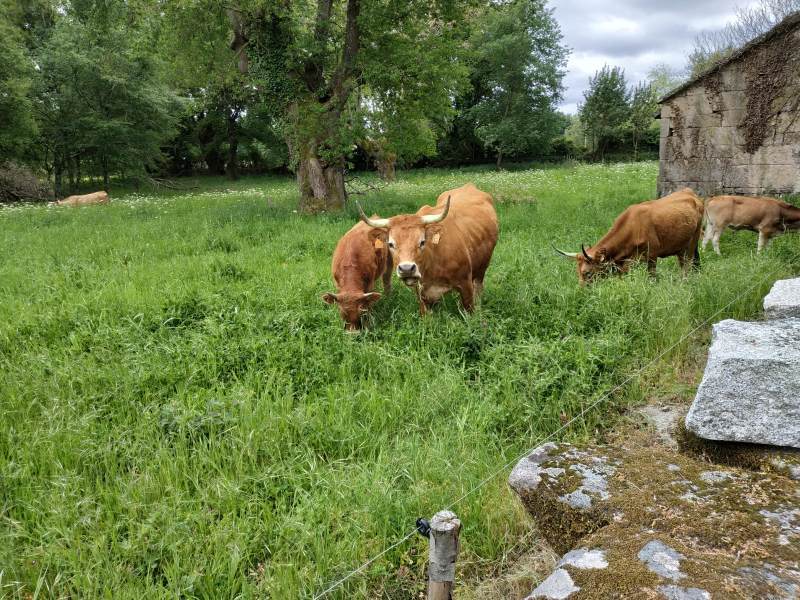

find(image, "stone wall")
[657,27,800,197]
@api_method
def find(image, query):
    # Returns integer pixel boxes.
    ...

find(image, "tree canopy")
[2,0,579,206]
[467,0,567,167]
[579,66,630,159]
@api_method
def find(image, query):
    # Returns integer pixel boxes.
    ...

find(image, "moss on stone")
[515,429,799,598]
[677,420,800,479]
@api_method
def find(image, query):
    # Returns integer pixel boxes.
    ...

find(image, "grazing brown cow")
[359,183,499,314]
[323,219,392,331]
[56,191,109,207]
[702,195,800,254]
[555,188,704,284]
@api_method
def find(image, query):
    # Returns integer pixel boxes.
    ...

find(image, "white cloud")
[550,0,746,113]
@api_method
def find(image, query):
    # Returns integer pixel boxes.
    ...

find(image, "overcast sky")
[550,0,752,113]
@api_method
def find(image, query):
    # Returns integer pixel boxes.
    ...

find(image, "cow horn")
[356,202,390,228]
[581,244,593,261]
[421,195,451,225]
[552,244,579,258]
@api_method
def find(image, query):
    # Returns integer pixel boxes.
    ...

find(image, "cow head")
[553,244,608,285]
[358,197,450,287]
[322,291,382,331]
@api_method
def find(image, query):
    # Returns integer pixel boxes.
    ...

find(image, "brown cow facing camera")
[323,220,392,331]
[358,183,499,314]
[555,188,704,284]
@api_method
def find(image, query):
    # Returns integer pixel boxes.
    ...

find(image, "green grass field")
[1,162,797,599]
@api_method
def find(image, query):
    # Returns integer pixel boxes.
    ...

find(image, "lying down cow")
[323,219,392,331]
[555,188,704,284]
[359,183,499,314]
[55,191,109,207]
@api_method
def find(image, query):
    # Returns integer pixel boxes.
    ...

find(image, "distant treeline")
[5,0,739,207]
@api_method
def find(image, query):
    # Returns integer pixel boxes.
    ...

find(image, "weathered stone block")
[721,108,746,127]
[753,163,800,193]
[720,90,746,110]
[686,318,800,448]
[511,439,800,599]
[720,68,746,91]
[764,278,800,319]
[510,435,800,600]
[749,145,797,165]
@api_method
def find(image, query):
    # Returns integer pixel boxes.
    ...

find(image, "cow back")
[418,183,498,269]
[599,189,703,260]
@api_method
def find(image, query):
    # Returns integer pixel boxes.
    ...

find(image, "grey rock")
[528,568,580,599]
[760,508,800,546]
[764,278,800,319]
[738,564,800,599]
[558,548,608,570]
[638,540,686,581]
[699,470,733,483]
[509,443,558,493]
[657,585,711,600]
[637,404,682,448]
[557,461,615,509]
[685,319,800,448]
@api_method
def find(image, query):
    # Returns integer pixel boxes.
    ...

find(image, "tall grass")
[0,162,796,598]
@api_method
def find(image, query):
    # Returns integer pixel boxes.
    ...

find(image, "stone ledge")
[764,278,800,319]
[510,439,800,599]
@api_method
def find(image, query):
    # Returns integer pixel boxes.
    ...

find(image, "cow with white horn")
[554,188,704,285]
[358,183,498,314]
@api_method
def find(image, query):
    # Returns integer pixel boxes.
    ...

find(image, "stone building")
[657,12,800,197]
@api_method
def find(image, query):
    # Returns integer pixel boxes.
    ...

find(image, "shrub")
[0,162,52,203]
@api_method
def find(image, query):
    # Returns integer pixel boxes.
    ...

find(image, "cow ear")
[322,292,338,305]
[425,223,443,238]
[368,228,388,242]
[361,292,382,305]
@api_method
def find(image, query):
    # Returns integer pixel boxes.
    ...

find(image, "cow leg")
[677,251,698,275]
[758,229,775,252]
[701,224,714,251]
[457,280,475,312]
[382,254,392,294]
[712,227,723,255]
[647,259,657,278]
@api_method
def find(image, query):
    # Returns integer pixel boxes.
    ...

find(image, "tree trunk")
[54,156,63,199]
[67,157,76,193]
[226,114,239,181]
[101,155,110,191]
[496,149,503,170]
[296,141,346,212]
[76,156,81,192]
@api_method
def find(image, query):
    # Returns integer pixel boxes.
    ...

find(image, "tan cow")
[323,219,392,331]
[358,183,499,314]
[702,195,800,254]
[555,188,704,284]
[56,191,109,207]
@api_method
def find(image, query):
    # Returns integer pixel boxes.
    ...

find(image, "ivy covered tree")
[222,0,471,212]
[467,0,567,168]
[579,65,630,160]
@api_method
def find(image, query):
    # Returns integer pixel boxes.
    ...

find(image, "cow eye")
[388,240,395,249]
[419,239,426,248]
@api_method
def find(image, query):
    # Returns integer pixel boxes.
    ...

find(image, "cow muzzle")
[397,262,420,286]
